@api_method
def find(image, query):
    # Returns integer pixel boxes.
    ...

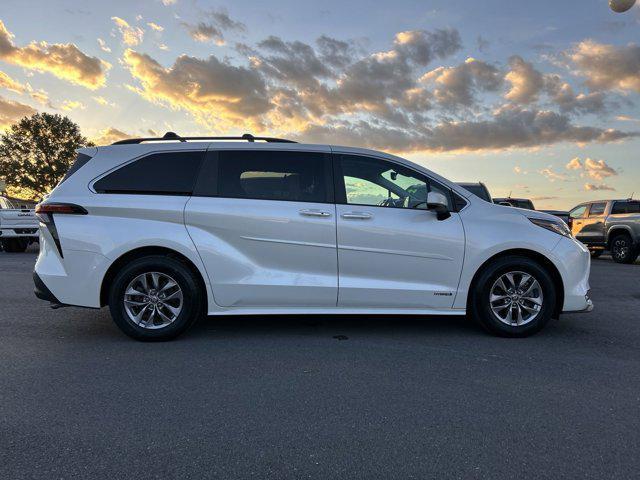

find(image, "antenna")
[508,190,512,198]
[629,192,634,200]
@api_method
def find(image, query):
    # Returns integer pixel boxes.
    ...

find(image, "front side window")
[588,202,606,216]
[217,150,328,203]
[569,205,587,219]
[94,151,204,195]
[337,155,452,210]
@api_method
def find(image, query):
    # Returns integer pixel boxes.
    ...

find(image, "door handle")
[341,211,373,220]
[299,209,331,218]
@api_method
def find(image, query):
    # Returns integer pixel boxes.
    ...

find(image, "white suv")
[34,133,592,340]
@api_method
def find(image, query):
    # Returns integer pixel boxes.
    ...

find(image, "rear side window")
[59,153,93,185]
[588,202,606,216]
[94,151,204,195]
[217,150,329,203]
[612,201,640,214]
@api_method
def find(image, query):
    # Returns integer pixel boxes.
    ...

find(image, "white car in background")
[33,133,592,341]
[0,196,39,252]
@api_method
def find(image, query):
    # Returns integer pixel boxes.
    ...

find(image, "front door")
[333,153,465,309]
[185,148,337,307]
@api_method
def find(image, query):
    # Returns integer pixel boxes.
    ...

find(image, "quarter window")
[217,150,329,203]
[336,155,452,210]
[94,151,204,195]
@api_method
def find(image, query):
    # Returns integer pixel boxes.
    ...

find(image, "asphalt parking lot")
[1,245,639,479]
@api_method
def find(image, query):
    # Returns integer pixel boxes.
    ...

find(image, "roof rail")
[111,131,297,145]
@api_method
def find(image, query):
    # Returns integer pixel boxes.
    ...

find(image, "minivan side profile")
[34,133,592,340]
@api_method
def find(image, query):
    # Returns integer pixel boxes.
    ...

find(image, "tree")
[0,113,93,200]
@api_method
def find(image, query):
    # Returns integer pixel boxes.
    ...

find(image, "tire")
[610,233,636,264]
[590,250,602,259]
[108,255,204,341]
[469,255,556,337]
[1,238,28,253]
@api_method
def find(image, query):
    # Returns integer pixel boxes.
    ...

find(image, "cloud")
[504,56,544,104]
[583,158,617,180]
[183,23,223,44]
[421,57,502,108]
[616,115,640,122]
[566,157,582,170]
[92,96,115,107]
[97,38,111,53]
[565,156,618,180]
[182,8,246,45]
[0,70,26,93]
[92,127,132,145]
[544,75,605,114]
[122,49,271,128]
[539,167,568,182]
[111,17,144,46]
[584,183,616,191]
[0,95,36,129]
[316,35,357,69]
[0,20,109,89]
[147,22,164,32]
[568,40,640,93]
[60,100,85,111]
[120,28,638,154]
[294,106,637,153]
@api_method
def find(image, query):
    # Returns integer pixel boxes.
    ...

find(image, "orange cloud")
[122,48,271,129]
[0,20,110,89]
[0,95,36,130]
[0,69,26,93]
[92,127,133,145]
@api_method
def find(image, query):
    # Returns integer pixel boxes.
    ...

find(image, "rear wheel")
[610,233,637,264]
[1,238,28,252]
[108,255,204,341]
[470,256,556,337]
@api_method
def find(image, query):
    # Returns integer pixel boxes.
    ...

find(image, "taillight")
[35,203,87,221]
[35,203,87,258]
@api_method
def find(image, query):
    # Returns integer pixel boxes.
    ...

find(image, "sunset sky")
[1,0,639,209]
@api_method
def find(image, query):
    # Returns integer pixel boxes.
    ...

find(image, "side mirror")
[427,191,450,220]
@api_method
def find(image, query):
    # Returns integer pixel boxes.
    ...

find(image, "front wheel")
[469,256,556,337]
[108,255,204,341]
[610,234,637,264]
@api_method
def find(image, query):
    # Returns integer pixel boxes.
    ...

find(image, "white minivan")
[34,133,592,340]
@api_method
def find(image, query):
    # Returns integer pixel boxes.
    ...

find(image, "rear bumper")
[33,271,62,304]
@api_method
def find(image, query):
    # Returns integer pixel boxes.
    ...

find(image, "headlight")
[528,217,572,237]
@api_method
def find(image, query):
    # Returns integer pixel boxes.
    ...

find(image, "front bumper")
[552,236,593,313]
[0,228,39,239]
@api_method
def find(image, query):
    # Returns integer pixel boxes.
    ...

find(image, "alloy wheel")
[489,271,543,326]
[123,272,183,329]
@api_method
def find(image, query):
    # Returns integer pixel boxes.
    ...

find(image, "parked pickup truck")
[0,196,39,252]
[568,199,640,264]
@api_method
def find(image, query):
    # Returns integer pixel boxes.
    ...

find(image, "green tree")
[0,113,93,200]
